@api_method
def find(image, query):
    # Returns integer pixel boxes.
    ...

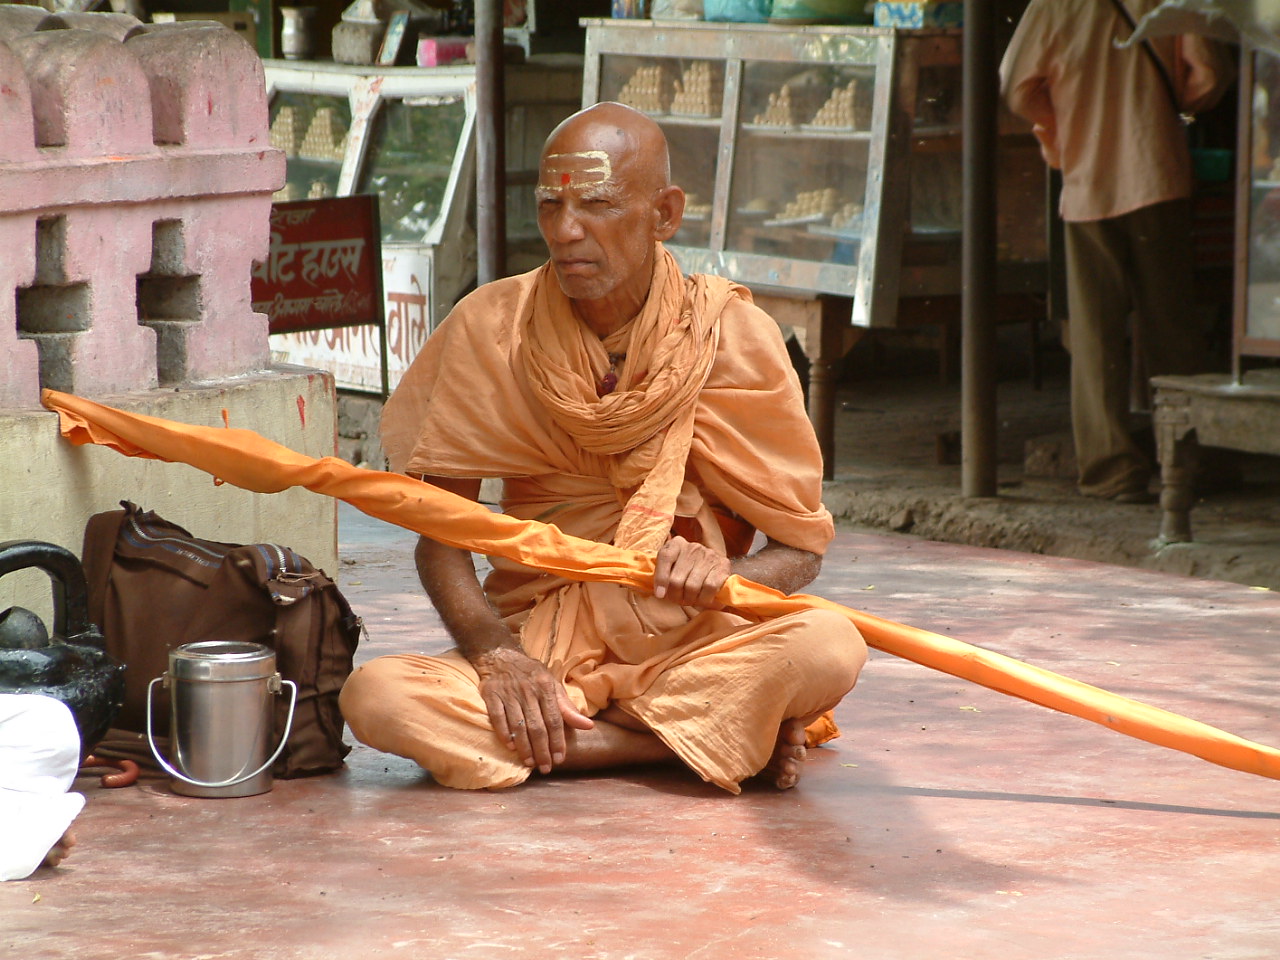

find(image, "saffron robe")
[340,249,866,791]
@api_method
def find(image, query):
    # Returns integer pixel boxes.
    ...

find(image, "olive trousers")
[1064,198,1211,498]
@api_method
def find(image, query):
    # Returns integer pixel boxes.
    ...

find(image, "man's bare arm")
[653,535,820,608]
[732,537,822,596]
[412,475,592,773]
[411,478,515,661]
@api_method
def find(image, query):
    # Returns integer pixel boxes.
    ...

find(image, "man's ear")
[652,185,685,241]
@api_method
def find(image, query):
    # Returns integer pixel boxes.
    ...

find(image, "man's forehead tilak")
[539,150,614,192]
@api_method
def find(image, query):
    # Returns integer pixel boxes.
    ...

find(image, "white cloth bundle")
[0,694,85,881]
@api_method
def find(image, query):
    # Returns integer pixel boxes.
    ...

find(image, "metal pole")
[475,0,506,285]
[961,0,998,497]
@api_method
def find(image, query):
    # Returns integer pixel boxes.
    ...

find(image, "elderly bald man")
[340,102,867,793]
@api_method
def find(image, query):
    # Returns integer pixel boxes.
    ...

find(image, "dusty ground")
[821,346,1280,591]
[9,503,1280,960]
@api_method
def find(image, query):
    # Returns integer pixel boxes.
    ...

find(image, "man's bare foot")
[41,830,76,870]
[760,718,808,789]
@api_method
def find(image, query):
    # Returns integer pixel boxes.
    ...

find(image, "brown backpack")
[82,501,360,778]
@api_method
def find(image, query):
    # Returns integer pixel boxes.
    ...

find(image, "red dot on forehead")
[561,172,571,186]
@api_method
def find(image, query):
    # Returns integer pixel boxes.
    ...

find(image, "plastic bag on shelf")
[705,0,771,21]
[768,0,867,24]
[650,0,704,18]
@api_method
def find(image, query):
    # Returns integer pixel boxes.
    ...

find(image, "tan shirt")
[1000,0,1233,222]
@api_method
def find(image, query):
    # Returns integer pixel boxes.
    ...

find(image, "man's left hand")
[652,536,730,609]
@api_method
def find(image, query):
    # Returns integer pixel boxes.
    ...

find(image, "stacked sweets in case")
[830,202,863,230]
[752,86,797,126]
[670,61,722,116]
[750,78,831,127]
[617,64,673,115]
[774,187,839,221]
[297,108,348,163]
[808,79,859,129]
[270,106,301,155]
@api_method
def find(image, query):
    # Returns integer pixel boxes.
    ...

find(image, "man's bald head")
[540,102,672,198]
[534,102,685,333]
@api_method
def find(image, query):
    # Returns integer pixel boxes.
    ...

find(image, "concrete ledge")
[0,366,339,626]
[0,149,285,211]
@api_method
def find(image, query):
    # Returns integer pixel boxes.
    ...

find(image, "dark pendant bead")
[597,371,619,397]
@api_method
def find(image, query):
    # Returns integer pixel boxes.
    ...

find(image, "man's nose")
[547,206,586,243]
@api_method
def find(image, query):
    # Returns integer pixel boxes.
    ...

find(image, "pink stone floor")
[3,504,1278,959]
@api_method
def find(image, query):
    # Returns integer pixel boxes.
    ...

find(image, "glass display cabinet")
[581,18,1044,329]
[1242,47,1280,357]
[581,19,1044,476]
[262,57,582,392]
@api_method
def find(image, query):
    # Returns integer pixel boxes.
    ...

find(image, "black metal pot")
[0,540,125,759]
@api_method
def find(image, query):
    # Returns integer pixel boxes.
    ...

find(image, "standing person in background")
[1001,0,1233,502]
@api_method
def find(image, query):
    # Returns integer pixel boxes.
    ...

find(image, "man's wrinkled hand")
[652,535,731,609]
[473,646,593,773]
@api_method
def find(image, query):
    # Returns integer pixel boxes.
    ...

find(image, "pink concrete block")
[0,335,41,409]
[8,29,154,155]
[38,11,142,41]
[21,206,158,394]
[0,5,49,44]
[0,40,41,408]
[140,195,273,382]
[0,19,282,401]
[0,38,37,162]
[126,26,269,149]
[0,213,40,409]
[178,197,274,379]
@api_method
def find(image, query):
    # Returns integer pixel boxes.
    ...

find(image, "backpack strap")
[1106,0,1195,126]
[81,502,131,635]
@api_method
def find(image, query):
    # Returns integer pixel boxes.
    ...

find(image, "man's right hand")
[410,478,594,775]
[471,646,594,774]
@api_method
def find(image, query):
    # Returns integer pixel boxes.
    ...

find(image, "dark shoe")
[1111,488,1157,504]
[1080,482,1156,503]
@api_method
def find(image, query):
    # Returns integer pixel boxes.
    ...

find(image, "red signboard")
[252,194,384,336]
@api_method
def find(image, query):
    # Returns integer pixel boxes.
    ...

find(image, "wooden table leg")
[1153,388,1197,543]
[806,296,860,481]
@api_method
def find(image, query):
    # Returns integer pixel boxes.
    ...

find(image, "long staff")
[41,388,1280,782]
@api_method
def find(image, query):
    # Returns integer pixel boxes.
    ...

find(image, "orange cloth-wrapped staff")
[41,388,1280,782]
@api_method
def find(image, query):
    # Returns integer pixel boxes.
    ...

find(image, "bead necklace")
[596,351,626,397]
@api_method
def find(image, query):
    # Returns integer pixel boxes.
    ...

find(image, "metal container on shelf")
[279,6,317,61]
